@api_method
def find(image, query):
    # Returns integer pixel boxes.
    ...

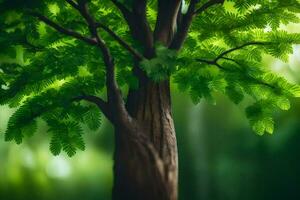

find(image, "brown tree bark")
[111,1,182,199]
[112,79,178,200]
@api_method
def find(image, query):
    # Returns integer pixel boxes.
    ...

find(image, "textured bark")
[112,80,178,200]
[111,1,184,199]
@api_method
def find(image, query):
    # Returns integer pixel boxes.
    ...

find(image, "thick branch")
[110,0,154,84]
[170,0,225,50]
[132,0,154,57]
[28,12,97,45]
[96,22,144,60]
[111,0,154,57]
[154,0,182,45]
[170,0,199,50]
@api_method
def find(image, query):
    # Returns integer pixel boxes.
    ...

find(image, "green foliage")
[83,106,102,131]
[47,118,85,157]
[1,0,300,156]
[0,0,110,156]
[172,0,300,135]
[140,44,178,81]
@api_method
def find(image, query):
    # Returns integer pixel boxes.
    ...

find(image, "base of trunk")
[112,81,178,200]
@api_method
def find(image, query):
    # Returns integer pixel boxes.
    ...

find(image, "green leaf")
[140,45,178,81]
[22,120,37,137]
[47,119,85,157]
[62,142,77,157]
[209,77,227,93]
[252,121,265,136]
[83,106,102,131]
[289,85,300,97]
[264,117,274,135]
[276,97,290,110]
[50,133,62,156]
[226,85,244,104]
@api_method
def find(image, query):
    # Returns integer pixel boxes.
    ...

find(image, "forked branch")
[197,41,270,65]
[170,0,225,50]
[196,43,276,90]
[111,0,154,56]
[195,58,227,70]
[96,22,144,60]
[170,0,199,50]
[154,0,182,45]
[70,1,131,123]
[65,0,143,60]
[196,41,271,69]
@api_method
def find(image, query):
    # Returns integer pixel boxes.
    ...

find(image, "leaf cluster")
[0,0,300,155]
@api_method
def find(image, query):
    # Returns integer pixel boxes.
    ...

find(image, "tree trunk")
[112,79,178,200]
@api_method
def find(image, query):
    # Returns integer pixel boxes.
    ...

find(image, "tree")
[1,0,300,199]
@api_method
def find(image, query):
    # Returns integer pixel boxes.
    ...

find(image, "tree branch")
[213,42,270,62]
[69,1,130,123]
[170,0,225,50]
[220,57,241,64]
[196,41,269,68]
[22,38,44,52]
[73,95,112,120]
[154,0,182,45]
[110,0,154,84]
[95,22,144,60]
[132,0,154,57]
[196,56,276,89]
[64,0,79,9]
[111,0,154,57]
[69,2,117,88]
[71,1,144,60]
[111,0,132,18]
[196,58,227,70]
[28,12,97,45]
[170,0,199,50]
[194,0,224,15]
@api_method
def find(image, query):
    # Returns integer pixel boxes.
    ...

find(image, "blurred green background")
[1,25,300,200]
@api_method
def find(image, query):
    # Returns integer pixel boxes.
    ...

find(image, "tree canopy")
[1,0,300,156]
